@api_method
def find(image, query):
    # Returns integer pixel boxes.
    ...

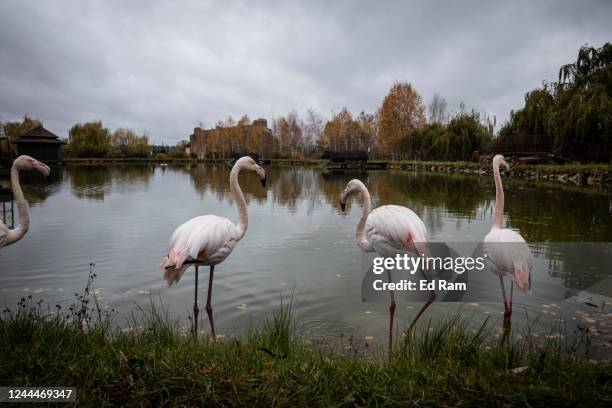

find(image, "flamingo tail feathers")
[513,261,531,293]
[160,251,191,286]
[162,262,190,286]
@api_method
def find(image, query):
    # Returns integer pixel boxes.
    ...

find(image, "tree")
[377,82,426,158]
[443,111,493,160]
[497,42,611,161]
[286,110,303,158]
[322,108,357,152]
[356,111,377,154]
[2,115,42,141]
[272,111,304,158]
[67,121,111,157]
[111,128,151,157]
[303,109,324,157]
[551,43,611,159]
[235,115,251,153]
[428,93,448,124]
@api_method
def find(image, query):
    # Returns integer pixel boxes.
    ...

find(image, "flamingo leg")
[405,268,436,342]
[206,265,216,340]
[386,269,396,357]
[193,266,199,338]
[406,291,436,337]
[500,276,511,319]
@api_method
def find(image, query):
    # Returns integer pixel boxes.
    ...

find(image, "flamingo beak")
[34,161,51,179]
[260,176,266,188]
[340,202,346,212]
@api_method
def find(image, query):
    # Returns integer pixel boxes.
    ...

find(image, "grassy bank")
[385,159,612,173]
[62,157,612,175]
[1,298,610,407]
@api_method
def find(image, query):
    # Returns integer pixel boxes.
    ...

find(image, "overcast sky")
[0,1,610,144]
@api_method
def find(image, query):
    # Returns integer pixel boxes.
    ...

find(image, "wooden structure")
[0,129,12,194]
[0,129,11,165]
[322,150,386,169]
[1,194,14,229]
[12,126,64,162]
[490,134,612,163]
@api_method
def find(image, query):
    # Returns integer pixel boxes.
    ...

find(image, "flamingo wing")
[366,205,428,256]
[484,228,532,292]
[160,215,238,285]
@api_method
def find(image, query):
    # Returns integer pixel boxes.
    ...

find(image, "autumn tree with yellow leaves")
[377,82,426,158]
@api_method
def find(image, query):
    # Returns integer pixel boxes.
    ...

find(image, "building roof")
[12,126,64,144]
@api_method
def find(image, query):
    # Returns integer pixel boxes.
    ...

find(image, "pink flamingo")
[340,179,432,354]
[160,157,266,339]
[0,155,50,249]
[483,155,532,327]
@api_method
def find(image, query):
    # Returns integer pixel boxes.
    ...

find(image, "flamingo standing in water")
[483,155,532,327]
[340,179,432,354]
[160,157,266,339]
[0,155,50,249]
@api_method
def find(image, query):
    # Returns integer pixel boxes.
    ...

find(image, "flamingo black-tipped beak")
[340,202,346,212]
[261,176,266,188]
[46,176,52,183]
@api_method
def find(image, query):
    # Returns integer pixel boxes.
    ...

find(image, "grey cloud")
[1,0,610,144]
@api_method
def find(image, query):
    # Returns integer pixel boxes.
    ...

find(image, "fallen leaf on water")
[237,304,248,310]
[364,336,374,341]
[511,366,528,374]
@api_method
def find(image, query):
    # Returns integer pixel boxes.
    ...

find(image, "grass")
[1,293,611,407]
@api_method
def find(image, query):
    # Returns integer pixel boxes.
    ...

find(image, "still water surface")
[1,164,611,348]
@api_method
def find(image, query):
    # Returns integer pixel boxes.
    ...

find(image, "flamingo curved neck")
[492,162,504,230]
[356,183,372,249]
[7,164,29,245]
[230,162,248,241]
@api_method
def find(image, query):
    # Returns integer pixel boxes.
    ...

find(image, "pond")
[1,164,611,350]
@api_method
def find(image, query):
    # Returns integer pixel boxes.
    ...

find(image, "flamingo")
[340,179,432,354]
[483,155,532,328]
[160,156,266,339]
[0,155,50,249]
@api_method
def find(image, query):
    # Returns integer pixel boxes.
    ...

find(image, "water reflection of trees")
[2,165,63,205]
[67,165,154,201]
[504,180,612,242]
[315,170,490,235]
[188,164,268,205]
[537,243,612,291]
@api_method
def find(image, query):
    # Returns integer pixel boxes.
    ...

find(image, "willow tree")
[498,42,611,161]
[377,82,426,158]
[67,121,111,157]
[551,43,612,159]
